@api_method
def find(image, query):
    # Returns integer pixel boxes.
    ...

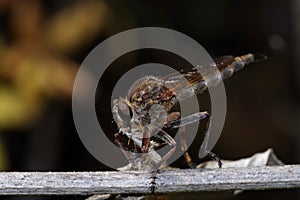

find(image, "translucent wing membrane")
[163,53,260,100]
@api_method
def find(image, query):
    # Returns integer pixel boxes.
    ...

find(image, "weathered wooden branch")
[0,165,299,195]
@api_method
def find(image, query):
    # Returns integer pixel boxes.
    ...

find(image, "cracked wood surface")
[0,165,299,195]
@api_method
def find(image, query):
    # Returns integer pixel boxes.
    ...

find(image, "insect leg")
[142,128,151,153]
[114,132,135,162]
[198,113,222,168]
[165,111,196,168]
[179,126,196,168]
[170,111,222,168]
[154,129,177,169]
[150,170,158,194]
[172,111,210,128]
[150,129,176,194]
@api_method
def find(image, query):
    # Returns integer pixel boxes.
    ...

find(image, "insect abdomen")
[194,53,256,94]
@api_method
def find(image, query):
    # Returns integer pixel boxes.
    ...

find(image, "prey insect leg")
[150,170,158,194]
[150,129,177,194]
[114,132,135,162]
[153,129,177,169]
[142,128,151,153]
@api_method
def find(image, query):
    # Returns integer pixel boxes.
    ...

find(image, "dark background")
[0,0,299,199]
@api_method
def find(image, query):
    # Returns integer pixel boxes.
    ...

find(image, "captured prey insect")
[112,53,266,193]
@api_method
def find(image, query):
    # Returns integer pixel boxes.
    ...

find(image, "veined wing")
[164,53,262,100]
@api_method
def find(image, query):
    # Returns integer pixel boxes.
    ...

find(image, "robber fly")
[112,53,265,193]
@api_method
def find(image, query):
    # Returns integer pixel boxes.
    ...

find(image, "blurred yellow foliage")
[44,0,109,54]
[0,0,110,130]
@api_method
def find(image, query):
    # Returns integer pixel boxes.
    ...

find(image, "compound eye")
[118,101,133,121]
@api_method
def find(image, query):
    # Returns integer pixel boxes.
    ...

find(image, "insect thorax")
[127,76,176,126]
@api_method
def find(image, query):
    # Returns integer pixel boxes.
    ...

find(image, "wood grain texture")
[0,165,299,195]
